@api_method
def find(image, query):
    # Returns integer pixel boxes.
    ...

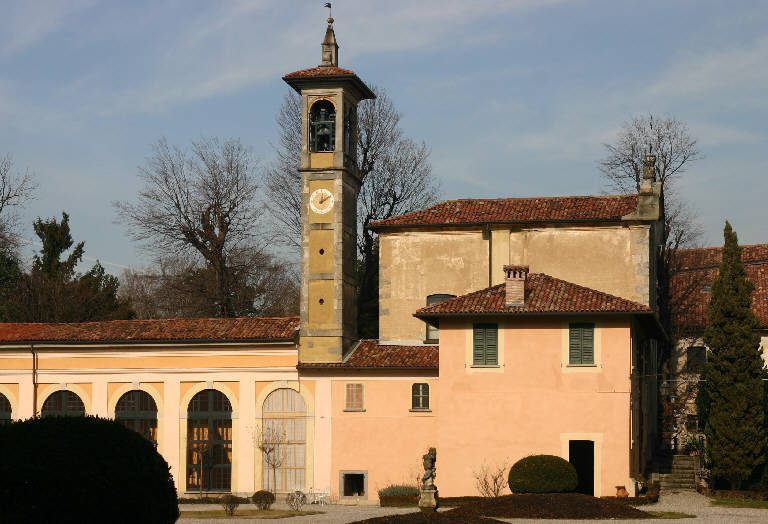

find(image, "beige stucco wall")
[379,225,653,342]
[379,230,490,343]
[0,342,301,497]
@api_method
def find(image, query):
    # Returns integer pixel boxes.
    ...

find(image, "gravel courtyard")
[178,491,767,523]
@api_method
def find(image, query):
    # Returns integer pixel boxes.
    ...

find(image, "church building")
[0,19,672,500]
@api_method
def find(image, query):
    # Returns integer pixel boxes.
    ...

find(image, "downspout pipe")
[30,344,37,417]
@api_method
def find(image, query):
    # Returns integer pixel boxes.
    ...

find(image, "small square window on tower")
[344,383,364,411]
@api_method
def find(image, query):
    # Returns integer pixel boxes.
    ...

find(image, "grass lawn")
[179,509,324,519]
[711,497,768,509]
[646,511,697,519]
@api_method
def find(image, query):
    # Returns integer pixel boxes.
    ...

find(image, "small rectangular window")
[344,383,364,411]
[473,323,498,366]
[425,294,455,342]
[569,323,595,365]
[411,383,430,411]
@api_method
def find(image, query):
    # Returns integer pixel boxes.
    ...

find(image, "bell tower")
[283,16,375,363]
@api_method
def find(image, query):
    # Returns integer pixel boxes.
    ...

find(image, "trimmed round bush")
[508,454,578,494]
[0,416,178,524]
[251,490,276,510]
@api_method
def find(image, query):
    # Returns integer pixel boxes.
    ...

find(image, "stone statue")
[421,447,437,490]
[419,447,438,512]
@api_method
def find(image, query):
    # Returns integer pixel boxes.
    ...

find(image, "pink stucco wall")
[436,317,632,497]
[330,377,438,501]
[328,316,635,499]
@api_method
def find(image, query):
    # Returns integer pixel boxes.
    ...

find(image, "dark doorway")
[569,440,594,496]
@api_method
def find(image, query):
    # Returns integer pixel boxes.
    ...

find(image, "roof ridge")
[677,243,768,253]
[0,316,300,327]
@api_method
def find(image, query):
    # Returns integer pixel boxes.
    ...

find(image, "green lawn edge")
[711,497,768,509]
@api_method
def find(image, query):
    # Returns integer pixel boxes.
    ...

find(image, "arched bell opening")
[310,100,336,152]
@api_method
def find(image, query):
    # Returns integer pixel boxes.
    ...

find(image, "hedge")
[0,416,178,524]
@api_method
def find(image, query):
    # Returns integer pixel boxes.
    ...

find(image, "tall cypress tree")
[701,221,766,488]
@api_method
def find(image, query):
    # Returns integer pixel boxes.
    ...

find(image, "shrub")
[0,416,178,524]
[220,494,239,516]
[378,484,420,497]
[474,460,510,497]
[508,454,578,494]
[251,490,276,510]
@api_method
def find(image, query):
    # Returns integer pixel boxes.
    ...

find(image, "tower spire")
[320,7,338,67]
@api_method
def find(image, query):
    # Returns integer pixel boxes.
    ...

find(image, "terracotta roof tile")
[371,195,639,229]
[298,340,438,369]
[671,245,768,331]
[283,66,357,78]
[0,317,299,344]
[414,273,651,316]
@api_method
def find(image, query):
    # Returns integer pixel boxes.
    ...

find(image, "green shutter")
[569,324,582,365]
[581,324,594,364]
[485,325,498,365]
[473,323,498,365]
[569,323,595,365]
[473,325,486,365]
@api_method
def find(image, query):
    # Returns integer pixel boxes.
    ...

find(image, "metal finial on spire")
[324,2,333,23]
[320,3,338,67]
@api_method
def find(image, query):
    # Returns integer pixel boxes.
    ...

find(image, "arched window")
[0,393,11,424]
[187,389,232,492]
[262,388,306,492]
[412,383,430,411]
[41,390,85,417]
[310,100,336,152]
[115,390,158,446]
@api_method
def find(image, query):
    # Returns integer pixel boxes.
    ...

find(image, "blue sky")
[1,0,766,274]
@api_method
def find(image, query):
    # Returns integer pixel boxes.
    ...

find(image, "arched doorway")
[262,388,306,492]
[41,390,85,417]
[187,389,232,492]
[0,393,11,424]
[115,390,158,446]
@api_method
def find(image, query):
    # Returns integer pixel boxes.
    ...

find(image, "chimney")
[504,265,528,307]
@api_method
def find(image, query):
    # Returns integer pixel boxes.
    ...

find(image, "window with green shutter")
[569,323,595,365]
[473,323,498,366]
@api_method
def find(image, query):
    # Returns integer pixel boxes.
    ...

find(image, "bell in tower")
[283,16,375,363]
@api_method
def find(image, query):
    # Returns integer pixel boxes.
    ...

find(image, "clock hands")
[319,193,331,205]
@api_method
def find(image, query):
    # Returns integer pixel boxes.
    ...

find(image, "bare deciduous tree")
[599,115,701,194]
[254,420,288,492]
[0,155,37,251]
[599,115,705,325]
[115,137,275,317]
[119,254,299,319]
[266,86,441,336]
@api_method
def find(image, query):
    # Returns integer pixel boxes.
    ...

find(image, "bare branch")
[0,155,37,251]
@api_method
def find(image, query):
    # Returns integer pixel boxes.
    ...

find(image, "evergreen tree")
[0,212,133,322]
[700,221,766,488]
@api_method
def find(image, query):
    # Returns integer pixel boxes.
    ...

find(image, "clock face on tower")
[309,188,335,214]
